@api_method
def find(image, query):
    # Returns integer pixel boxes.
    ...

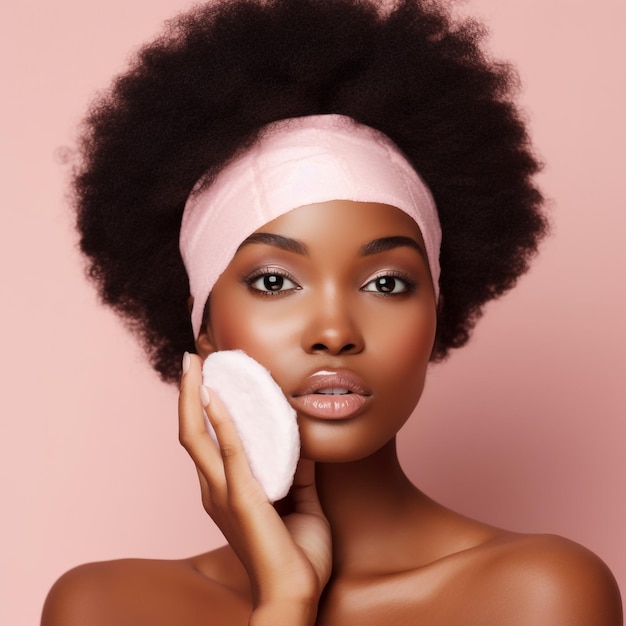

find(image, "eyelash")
[243,267,417,297]
[360,271,417,296]
[243,267,302,296]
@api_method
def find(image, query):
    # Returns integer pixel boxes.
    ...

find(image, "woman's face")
[197,200,437,462]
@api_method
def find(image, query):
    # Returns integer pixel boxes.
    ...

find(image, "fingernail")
[182,351,190,375]
[200,385,211,406]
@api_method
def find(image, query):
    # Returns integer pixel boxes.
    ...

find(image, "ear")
[195,329,216,359]
[428,293,442,361]
[189,296,217,359]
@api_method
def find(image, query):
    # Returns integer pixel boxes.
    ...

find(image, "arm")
[178,353,332,625]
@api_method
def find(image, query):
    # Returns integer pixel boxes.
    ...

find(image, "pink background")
[1,1,624,624]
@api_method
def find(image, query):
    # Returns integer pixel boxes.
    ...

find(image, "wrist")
[249,599,318,626]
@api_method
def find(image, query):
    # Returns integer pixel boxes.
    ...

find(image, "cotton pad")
[202,350,300,502]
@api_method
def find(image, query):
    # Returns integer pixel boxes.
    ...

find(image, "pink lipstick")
[291,370,371,420]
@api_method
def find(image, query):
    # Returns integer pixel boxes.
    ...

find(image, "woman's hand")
[178,353,332,623]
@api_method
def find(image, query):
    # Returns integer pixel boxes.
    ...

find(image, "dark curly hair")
[73,0,547,384]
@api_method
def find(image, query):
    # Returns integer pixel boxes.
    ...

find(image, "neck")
[314,438,428,577]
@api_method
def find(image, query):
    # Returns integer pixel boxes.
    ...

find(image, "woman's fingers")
[290,459,324,518]
[201,385,263,503]
[179,352,263,503]
[178,353,224,487]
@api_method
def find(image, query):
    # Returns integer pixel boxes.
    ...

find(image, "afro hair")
[73,0,548,383]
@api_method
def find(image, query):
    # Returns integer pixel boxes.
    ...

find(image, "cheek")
[373,296,435,356]
[207,295,302,361]
[369,304,436,406]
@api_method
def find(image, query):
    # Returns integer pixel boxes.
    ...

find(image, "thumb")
[289,459,324,517]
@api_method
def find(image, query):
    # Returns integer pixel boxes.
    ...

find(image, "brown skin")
[42,202,623,625]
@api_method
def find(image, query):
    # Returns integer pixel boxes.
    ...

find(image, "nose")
[301,291,365,356]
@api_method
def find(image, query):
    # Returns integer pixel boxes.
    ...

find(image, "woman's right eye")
[245,271,301,294]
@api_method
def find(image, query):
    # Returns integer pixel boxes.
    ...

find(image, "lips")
[291,370,372,420]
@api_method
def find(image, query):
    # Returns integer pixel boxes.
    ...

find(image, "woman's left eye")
[361,274,414,294]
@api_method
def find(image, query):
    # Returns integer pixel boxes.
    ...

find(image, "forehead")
[251,200,427,249]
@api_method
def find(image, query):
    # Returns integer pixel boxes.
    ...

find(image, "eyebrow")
[238,233,309,255]
[359,236,426,261]
[238,233,425,260]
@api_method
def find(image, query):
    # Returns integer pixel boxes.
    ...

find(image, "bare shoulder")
[41,547,250,626]
[463,533,623,625]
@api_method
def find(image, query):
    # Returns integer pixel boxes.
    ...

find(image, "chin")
[298,426,396,464]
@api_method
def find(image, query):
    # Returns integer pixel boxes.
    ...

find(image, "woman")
[42,0,622,623]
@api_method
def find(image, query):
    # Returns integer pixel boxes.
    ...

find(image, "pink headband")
[180,114,441,338]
